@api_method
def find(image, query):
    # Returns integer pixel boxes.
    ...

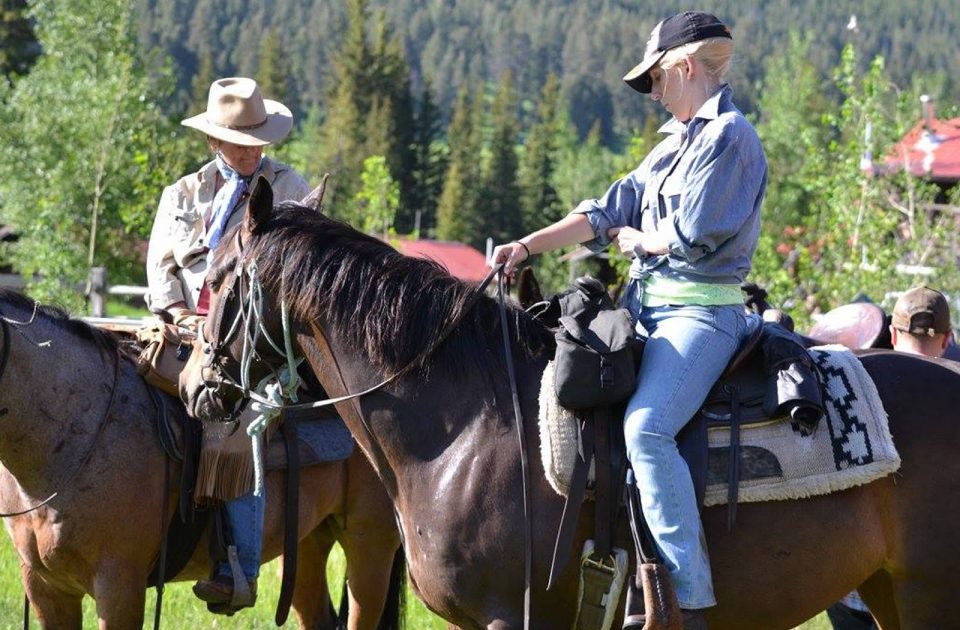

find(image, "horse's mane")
[0,288,119,354]
[242,203,553,376]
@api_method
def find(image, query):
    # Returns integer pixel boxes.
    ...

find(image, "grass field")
[0,537,831,628]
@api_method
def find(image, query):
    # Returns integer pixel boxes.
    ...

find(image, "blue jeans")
[221,490,265,580]
[624,303,745,609]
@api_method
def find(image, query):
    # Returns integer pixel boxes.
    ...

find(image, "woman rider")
[492,11,766,628]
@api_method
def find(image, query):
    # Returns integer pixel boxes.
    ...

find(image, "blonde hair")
[659,37,733,83]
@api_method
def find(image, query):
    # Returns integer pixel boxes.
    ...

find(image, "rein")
[0,316,121,518]
[0,319,11,385]
[496,273,534,629]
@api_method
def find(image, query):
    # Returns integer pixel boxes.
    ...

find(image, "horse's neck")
[299,327,515,506]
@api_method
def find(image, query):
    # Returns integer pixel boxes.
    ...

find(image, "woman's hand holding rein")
[490,213,595,275]
[490,241,531,275]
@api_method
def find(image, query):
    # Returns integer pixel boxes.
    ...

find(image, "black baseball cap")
[623,11,732,94]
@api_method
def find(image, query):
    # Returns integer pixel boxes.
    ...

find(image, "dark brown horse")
[181,183,960,629]
[0,289,401,629]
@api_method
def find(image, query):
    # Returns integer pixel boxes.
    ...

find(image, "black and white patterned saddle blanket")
[538,345,901,505]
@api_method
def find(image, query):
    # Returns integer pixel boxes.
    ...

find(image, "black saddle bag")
[552,279,639,410]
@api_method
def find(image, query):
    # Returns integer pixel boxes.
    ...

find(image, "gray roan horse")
[0,289,401,629]
[181,179,960,629]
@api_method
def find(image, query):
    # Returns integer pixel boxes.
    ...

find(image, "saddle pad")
[702,345,900,505]
[538,345,901,505]
[264,415,354,470]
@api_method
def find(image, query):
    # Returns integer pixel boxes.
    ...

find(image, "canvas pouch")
[135,323,196,396]
[554,306,638,410]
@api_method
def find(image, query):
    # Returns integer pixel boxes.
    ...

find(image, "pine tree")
[409,78,448,237]
[479,71,523,247]
[520,73,563,234]
[316,0,371,214]
[370,15,417,233]
[257,28,288,104]
[436,88,479,244]
[316,0,416,221]
[191,44,215,109]
[364,95,394,163]
[278,103,325,187]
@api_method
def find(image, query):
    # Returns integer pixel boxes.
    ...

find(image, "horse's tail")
[378,547,407,630]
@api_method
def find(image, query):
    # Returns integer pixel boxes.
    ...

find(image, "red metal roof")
[393,238,490,282]
[881,116,960,182]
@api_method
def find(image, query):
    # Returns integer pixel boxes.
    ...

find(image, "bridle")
[0,307,120,517]
[198,233,535,628]
[198,234,303,414]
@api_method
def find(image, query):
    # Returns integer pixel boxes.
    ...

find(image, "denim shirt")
[572,85,767,287]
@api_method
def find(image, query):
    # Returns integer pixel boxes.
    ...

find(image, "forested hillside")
[2,0,959,321]
[135,0,960,141]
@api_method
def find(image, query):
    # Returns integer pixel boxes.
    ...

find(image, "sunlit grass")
[0,541,447,628]
[0,535,831,628]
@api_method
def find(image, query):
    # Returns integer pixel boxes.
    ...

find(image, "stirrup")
[574,540,628,630]
[225,545,255,608]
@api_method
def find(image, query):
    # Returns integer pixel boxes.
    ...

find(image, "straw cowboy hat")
[181,77,293,147]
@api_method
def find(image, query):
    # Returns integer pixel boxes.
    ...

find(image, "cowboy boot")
[192,573,258,607]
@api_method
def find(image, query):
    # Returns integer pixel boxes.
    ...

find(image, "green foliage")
[751,39,960,329]
[349,155,400,237]
[257,28,288,104]
[369,14,417,232]
[279,103,327,190]
[312,0,415,224]
[0,0,189,311]
[133,0,960,151]
[190,45,214,110]
[436,88,479,244]
[477,71,523,247]
[520,73,563,233]
[408,79,448,237]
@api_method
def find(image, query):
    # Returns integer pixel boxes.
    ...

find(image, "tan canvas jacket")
[146,157,309,312]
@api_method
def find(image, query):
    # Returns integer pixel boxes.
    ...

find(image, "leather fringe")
[194,447,254,504]
[193,409,276,505]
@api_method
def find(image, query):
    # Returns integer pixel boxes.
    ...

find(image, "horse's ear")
[300,173,330,211]
[246,175,273,233]
[517,266,544,309]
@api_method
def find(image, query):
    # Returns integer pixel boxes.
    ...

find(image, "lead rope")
[497,272,533,630]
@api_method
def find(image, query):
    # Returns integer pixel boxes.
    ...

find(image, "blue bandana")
[206,155,262,255]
